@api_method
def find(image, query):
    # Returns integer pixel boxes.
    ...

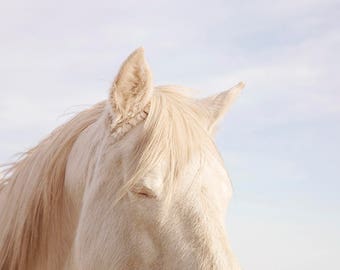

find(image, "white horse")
[0,48,245,270]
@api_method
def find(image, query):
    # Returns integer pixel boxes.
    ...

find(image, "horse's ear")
[200,82,245,134]
[109,47,153,118]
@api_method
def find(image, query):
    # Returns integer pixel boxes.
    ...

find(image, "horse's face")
[111,125,236,270]
[75,48,243,269]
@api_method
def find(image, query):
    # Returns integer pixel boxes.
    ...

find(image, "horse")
[0,48,245,270]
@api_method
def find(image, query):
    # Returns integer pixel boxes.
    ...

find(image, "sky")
[0,1,339,269]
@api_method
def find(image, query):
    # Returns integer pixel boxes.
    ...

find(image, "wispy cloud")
[0,1,339,269]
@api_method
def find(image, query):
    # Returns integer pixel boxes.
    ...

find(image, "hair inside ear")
[109,47,153,120]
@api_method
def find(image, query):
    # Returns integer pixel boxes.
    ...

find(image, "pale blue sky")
[0,1,339,269]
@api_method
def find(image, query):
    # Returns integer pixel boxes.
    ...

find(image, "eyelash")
[136,191,150,197]
[131,185,157,199]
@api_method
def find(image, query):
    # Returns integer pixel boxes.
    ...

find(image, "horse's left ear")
[109,47,153,118]
[200,82,245,134]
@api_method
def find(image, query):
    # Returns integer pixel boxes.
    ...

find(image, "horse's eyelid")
[132,186,157,198]
[137,191,154,198]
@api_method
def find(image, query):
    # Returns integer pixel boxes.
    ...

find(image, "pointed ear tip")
[237,81,245,89]
[228,81,245,94]
[221,81,245,96]
[133,46,145,56]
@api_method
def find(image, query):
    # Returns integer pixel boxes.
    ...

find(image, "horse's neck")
[46,117,108,270]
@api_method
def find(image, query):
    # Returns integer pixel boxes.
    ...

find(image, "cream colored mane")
[113,86,222,205]
[0,48,244,270]
[0,102,106,269]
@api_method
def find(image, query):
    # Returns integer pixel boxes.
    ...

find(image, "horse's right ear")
[109,47,153,119]
[200,82,245,134]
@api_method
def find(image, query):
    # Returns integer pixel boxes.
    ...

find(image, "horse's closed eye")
[132,186,157,199]
[137,191,152,198]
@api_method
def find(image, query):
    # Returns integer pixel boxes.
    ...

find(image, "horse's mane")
[0,101,106,269]
[115,86,218,205]
[0,86,218,269]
